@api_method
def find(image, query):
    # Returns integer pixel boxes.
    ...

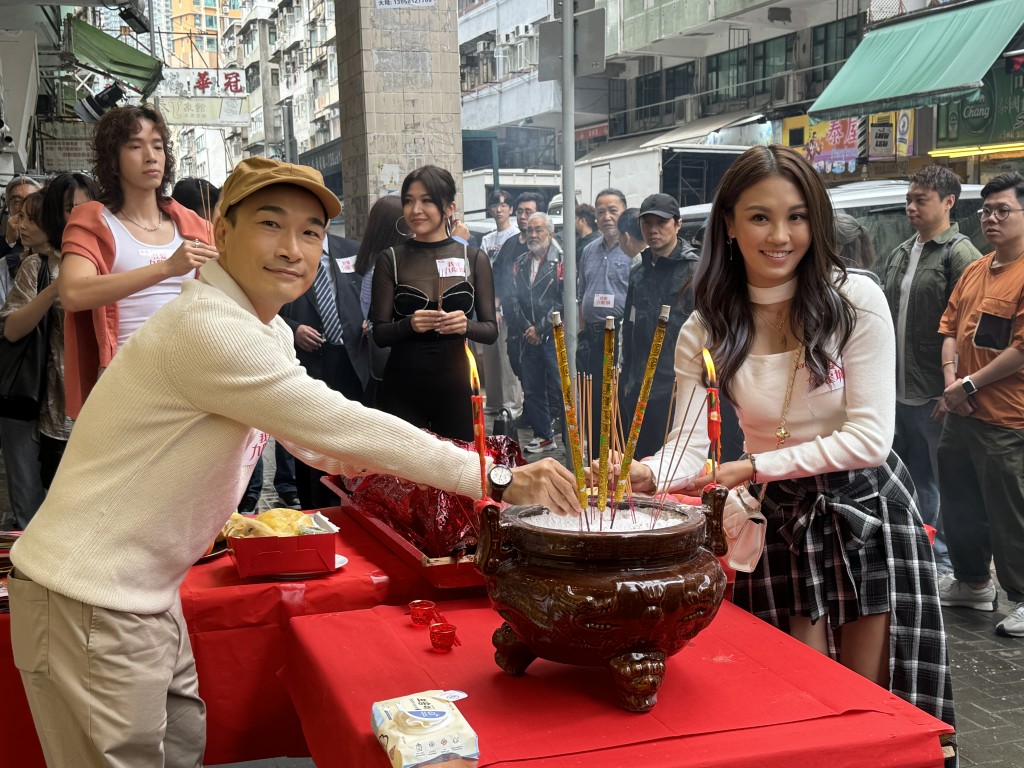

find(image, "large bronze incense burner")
[476,493,727,712]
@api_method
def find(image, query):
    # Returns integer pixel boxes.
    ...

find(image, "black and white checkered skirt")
[733,451,955,729]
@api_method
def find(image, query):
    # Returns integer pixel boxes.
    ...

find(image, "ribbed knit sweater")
[12,261,484,613]
[643,273,895,490]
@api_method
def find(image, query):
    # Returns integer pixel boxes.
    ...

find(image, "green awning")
[809,0,1024,120]
[66,17,163,97]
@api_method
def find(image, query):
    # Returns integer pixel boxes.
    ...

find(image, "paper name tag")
[138,248,174,266]
[808,360,846,396]
[436,258,466,278]
[335,256,356,274]
[594,293,615,308]
[242,431,269,468]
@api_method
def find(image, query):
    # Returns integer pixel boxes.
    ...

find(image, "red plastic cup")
[409,600,436,628]
[430,622,458,653]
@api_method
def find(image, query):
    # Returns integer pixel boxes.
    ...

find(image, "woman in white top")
[626,145,954,731]
[59,105,218,417]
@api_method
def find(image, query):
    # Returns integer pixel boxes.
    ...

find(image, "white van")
[680,180,987,262]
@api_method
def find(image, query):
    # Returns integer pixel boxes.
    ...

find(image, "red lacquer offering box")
[226,532,337,578]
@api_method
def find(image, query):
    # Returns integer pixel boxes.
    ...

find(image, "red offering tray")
[226,531,337,579]
[321,475,483,589]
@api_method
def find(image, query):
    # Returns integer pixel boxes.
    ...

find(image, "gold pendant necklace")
[755,307,788,349]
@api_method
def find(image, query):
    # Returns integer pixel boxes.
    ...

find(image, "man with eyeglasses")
[936,171,1024,639]
[876,165,980,571]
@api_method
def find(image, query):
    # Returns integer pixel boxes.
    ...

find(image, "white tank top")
[101,208,187,350]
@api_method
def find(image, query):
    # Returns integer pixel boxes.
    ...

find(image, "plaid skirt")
[733,451,955,729]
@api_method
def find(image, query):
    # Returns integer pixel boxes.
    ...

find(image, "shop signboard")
[937,61,1024,148]
[160,97,248,127]
[784,115,859,174]
[869,112,895,160]
[156,68,247,98]
[896,109,914,158]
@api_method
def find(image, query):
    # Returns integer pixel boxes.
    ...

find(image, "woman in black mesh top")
[371,165,497,441]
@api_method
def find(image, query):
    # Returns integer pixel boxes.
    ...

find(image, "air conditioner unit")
[522,23,534,36]
[502,32,514,44]
[476,40,493,53]
[771,71,805,103]
[674,96,698,123]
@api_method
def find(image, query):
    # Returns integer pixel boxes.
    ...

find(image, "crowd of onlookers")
[1,106,1022,651]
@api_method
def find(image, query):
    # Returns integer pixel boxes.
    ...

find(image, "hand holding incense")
[596,316,616,513]
[615,304,670,504]
[551,312,587,508]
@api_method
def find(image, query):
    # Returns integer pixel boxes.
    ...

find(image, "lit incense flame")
[701,347,716,386]
[701,347,722,482]
[465,342,481,395]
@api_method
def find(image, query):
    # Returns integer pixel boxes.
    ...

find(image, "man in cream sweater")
[8,158,577,768]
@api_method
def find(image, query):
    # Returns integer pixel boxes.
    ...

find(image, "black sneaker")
[237,497,259,514]
[278,492,302,510]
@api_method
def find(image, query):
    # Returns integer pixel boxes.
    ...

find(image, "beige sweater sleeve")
[163,292,485,500]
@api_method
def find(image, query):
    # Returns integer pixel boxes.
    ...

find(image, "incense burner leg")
[608,651,666,712]
[493,623,536,675]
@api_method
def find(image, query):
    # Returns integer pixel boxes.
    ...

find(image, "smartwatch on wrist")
[487,464,514,503]
[961,376,978,395]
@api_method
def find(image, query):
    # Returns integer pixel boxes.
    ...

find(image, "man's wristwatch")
[961,376,978,395]
[487,464,514,503]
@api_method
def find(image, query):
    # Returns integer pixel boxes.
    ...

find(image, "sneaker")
[524,437,543,450]
[237,497,259,514]
[278,492,302,510]
[937,574,996,611]
[525,438,557,454]
[996,602,1024,637]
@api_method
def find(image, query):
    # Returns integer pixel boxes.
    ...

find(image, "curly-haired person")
[58,105,218,417]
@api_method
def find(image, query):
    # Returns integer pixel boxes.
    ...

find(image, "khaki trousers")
[8,570,206,768]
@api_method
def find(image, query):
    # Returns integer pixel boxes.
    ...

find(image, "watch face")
[490,465,513,487]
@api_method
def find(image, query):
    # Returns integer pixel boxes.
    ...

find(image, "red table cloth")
[283,598,953,768]
[1,506,474,768]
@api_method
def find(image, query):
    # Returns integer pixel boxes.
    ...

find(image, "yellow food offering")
[222,508,317,538]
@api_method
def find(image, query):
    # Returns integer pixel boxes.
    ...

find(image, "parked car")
[680,180,987,263]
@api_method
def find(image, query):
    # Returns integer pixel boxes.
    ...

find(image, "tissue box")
[371,691,479,768]
[226,531,336,578]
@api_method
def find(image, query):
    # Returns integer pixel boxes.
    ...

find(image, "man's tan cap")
[220,157,341,220]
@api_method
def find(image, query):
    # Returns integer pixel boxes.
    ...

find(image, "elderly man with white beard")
[507,213,564,455]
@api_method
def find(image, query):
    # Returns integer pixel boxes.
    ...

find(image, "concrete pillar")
[335,0,463,238]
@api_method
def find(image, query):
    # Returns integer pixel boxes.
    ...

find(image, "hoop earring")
[395,216,412,238]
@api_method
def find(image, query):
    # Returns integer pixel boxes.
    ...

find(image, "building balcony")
[457,0,548,46]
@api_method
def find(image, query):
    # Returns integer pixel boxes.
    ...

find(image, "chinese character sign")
[786,115,860,175]
[157,68,247,97]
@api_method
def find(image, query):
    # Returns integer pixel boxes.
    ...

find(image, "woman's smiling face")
[726,174,811,289]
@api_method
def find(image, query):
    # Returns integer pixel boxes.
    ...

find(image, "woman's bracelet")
[941,361,956,369]
[748,453,758,484]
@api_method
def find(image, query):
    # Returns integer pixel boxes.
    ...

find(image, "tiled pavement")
[2,430,1021,767]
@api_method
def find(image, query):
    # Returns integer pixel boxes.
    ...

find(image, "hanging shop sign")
[937,62,1024,149]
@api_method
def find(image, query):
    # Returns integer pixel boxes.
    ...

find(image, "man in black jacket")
[620,194,699,458]
[279,232,369,507]
[509,213,563,454]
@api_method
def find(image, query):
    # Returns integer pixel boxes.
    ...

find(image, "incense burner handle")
[701,485,729,557]
[475,499,514,575]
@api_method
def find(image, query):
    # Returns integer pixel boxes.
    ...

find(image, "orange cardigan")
[62,200,210,418]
